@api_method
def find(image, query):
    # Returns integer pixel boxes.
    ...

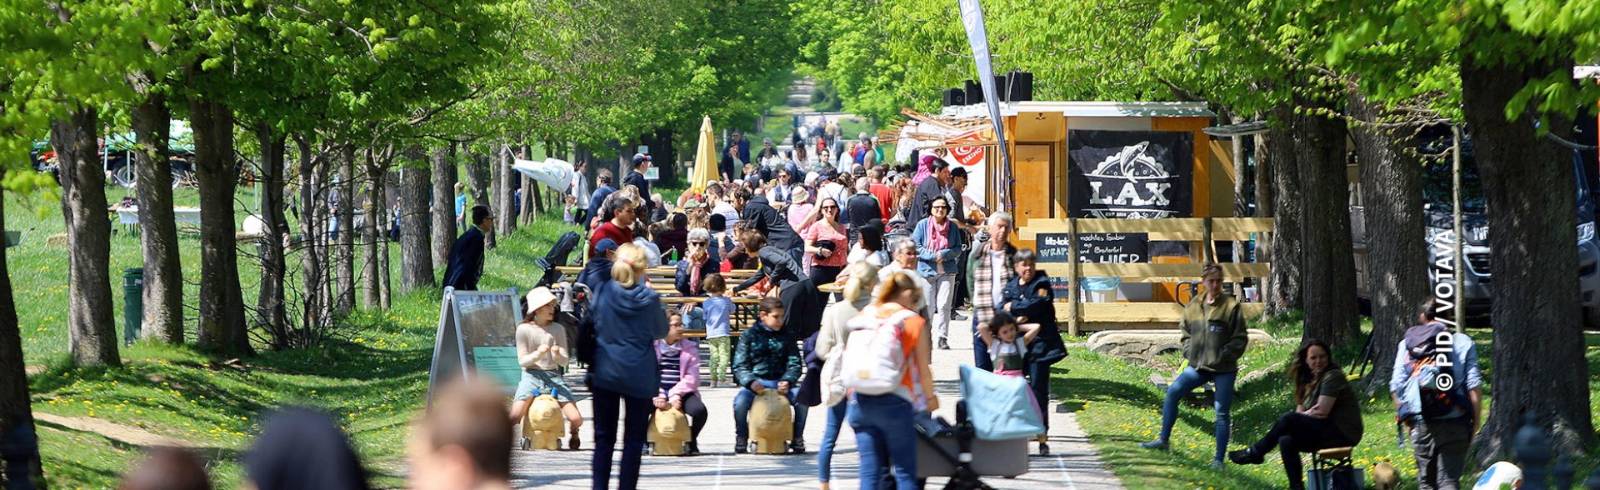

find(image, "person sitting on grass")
[1140,263,1247,468]
[1229,339,1364,490]
[978,311,1042,377]
[508,287,583,450]
[731,297,807,454]
[654,313,708,455]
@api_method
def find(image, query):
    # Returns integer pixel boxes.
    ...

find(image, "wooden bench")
[554,266,759,289]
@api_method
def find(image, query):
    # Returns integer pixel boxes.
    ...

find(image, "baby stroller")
[915,365,1043,489]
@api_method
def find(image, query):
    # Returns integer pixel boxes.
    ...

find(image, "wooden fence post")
[1067,217,1081,337]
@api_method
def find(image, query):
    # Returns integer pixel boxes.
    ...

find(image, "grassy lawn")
[14,180,578,487]
[1055,315,1600,488]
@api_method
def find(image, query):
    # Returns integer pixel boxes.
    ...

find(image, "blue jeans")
[817,402,849,482]
[1156,367,1237,462]
[848,394,918,489]
[590,386,652,490]
[972,333,992,371]
[732,379,808,440]
[1026,360,1052,431]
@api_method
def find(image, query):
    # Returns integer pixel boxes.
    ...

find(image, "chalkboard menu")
[1036,233,1150,264]
[429,288,522,400]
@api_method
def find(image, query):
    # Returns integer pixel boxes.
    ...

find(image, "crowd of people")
[550,134,1070,490]
[107,126,1490,490]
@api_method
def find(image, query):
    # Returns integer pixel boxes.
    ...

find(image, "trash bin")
[123,268,143,345]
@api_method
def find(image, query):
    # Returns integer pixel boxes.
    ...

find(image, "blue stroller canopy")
[958,364,1046,440]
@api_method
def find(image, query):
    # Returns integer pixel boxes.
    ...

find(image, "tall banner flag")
[957,0,1011,209]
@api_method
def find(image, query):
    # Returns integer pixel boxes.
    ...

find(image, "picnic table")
[114,206,202,225]
[112,205,202,235]
[554,266,767,334]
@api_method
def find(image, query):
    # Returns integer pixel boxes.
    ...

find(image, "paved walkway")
[510,316,1122,489]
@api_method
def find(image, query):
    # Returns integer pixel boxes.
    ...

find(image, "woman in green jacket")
[1140,263,1248,468]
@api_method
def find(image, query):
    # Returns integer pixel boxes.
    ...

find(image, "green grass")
[1055,315,1600,489]
[15,180,578,487]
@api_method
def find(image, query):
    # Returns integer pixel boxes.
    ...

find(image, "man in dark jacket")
[442,205,493,291]
[586,170,616,231]
[731,297,806,454]
[909,159,951,227]
[578,238,620,294]
[1141,263,1247,468]
[734,187,802,257]
[729,130,751,165]
[845,178,879,245]
[623,153,652,217]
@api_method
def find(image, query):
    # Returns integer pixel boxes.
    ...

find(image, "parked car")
[1352,123,1600,327]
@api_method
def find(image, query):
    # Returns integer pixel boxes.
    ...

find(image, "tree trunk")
[466,150,490,206]
[652,128,676,185]
[254,123,289,345]
[399,155,435,292]
[466,151,493,248]
[376,165,392,309]
[336,145,356,316]
[1266,105,1303,315]
[496,147,516,237]
[363,149,382,309]
[430,144,457,271]
[0,182,44,486]
[51,108,120,366]
[1461,50,1594,462]
[191,98,250,355]
[1349,91,1429,392]
[1292,99,1360,348]
[131,92,183,344]
[521,173,538,225]
[296,135,326,346]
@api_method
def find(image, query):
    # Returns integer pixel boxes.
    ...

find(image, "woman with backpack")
[1227,339,1364,490]
[813,262,881,490]
[586,243,669,490]
[844,270,939,489]
[1388,300,1482,490]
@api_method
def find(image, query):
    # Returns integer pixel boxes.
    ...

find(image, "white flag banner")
[512,157,575,192]
[957,0,1011,208]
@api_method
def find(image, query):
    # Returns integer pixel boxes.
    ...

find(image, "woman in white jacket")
[813,262,881,490]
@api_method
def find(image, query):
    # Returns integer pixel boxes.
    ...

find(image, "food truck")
[891,101,1270,333]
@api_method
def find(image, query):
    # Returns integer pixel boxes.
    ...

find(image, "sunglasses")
[822,205,838,210]
[932,205,950,210]
[690,241,707,246]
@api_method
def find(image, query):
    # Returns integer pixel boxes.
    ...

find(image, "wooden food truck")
[893,101,1272,334]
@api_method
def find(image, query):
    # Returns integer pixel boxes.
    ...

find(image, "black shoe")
[1228,448,1263,465]
[938,338,951,350]
[734,438,748,454]
[1038,441,1050,456]
[788,439,806,454]
[686,441,700,456]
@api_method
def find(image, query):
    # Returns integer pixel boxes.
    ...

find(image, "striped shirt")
[658,347,683,395]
